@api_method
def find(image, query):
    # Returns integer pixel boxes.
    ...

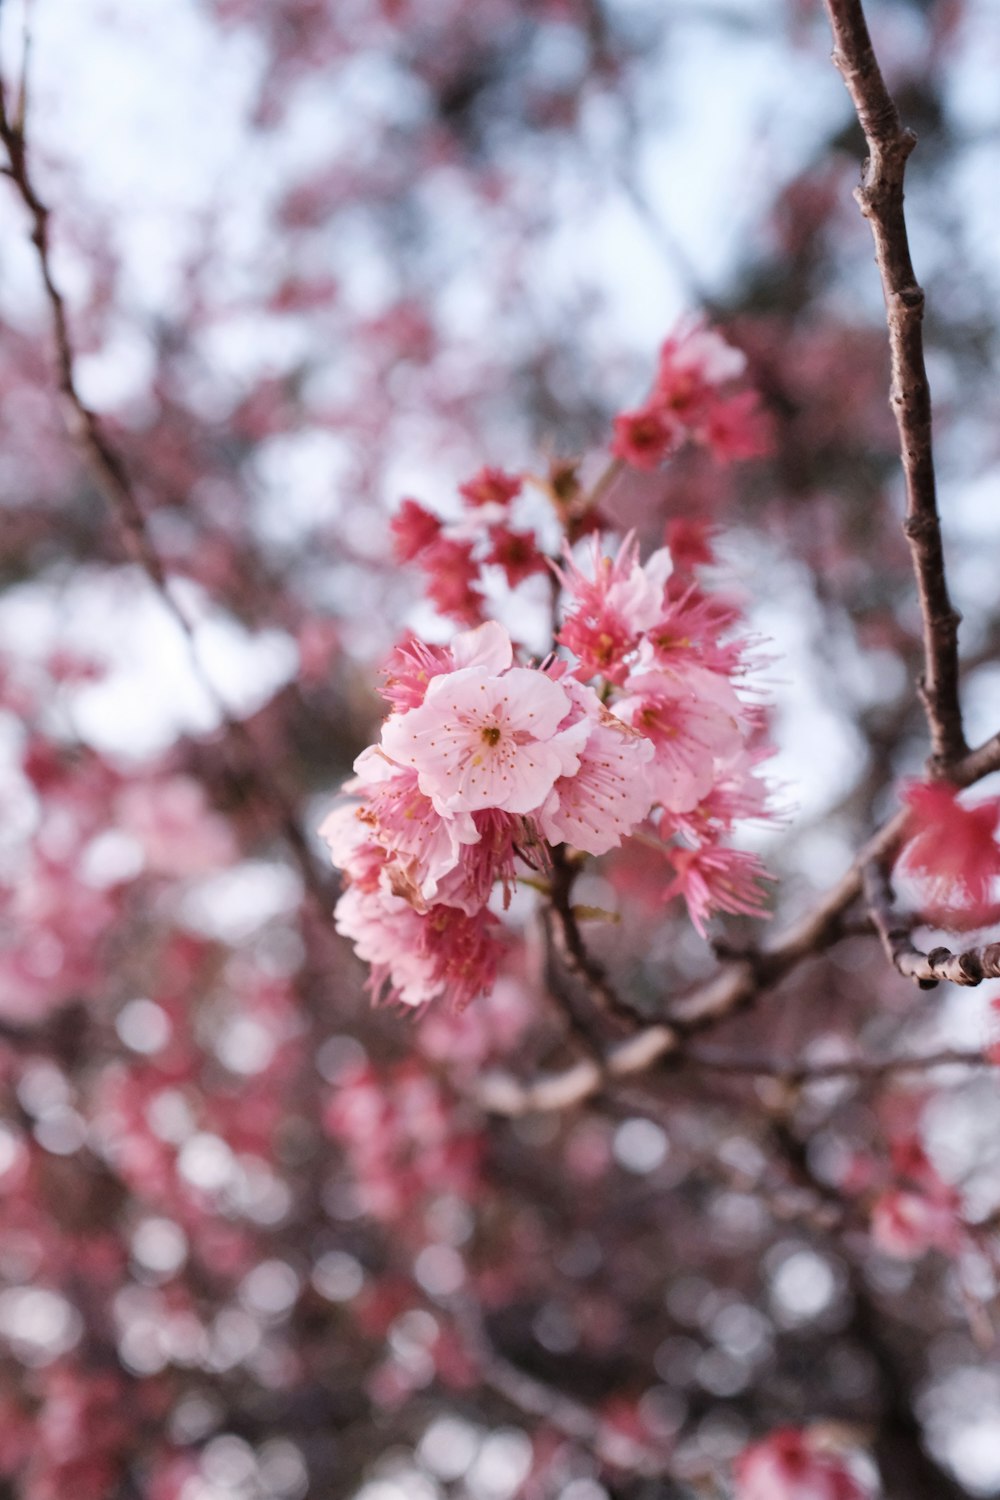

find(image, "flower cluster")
[323,537,772,1005]
[612,321,771,470]
[322,320,776,1009]
[557,530,773,936]
[390,466,547,627]
[322,617,658,1008]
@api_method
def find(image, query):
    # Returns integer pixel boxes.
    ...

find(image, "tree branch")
[548,847,645,1027]
[864,861,1000,989]
[477,729,1000,1116]
[0,78,335,916]
[685,1043,993,1086]
[823,0,966,771]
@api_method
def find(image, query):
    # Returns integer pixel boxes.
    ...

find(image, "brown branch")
[548,847,645,1027]
[477,729,1000,1116]
[686,1043,993,1086]
[864,861,1000,989]
[768,1118,975,1500]
[823,0,966,771]
[0,79,334,917]
[445,1295,672,1479]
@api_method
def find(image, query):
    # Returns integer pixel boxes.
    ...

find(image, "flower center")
[480,725,502,747]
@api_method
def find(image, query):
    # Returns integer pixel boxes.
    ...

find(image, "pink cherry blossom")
[615,668,744,813]
[417,536,484,625]
[334,883,501,1009]
[897,779,1000,925]
[655,321,747,411]
[870,1188,961,1260]
[484,524,549,588]
[379,621,511,713]
[611,401,681,469]
[661,840,772,937]
[539,682,655,856]
[345,747,481,910]
[431,808,525,916]
[735,1429,868,1500]
[390,497,442,560]
[555,533,673,684]
[381,658,585,816]
[458,466,522,508]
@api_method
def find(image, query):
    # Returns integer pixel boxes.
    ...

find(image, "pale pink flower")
[381,657,586,816]
[346,747,481,910]
[662,841,771,937]
[115,776,236,877]
[870,1188,961,1260]
[381,637,455,713]
[656,321,746,401]
[615,668,743,813]
[431,809,525,915]
[380,620,512,713]
[539,681,655,856]
[735,1429,868,1500]
[334,883,500,1009]
[555,533,673,683]
[317,803,384,891]
[897,779,1000,926]
[636,585,744,678]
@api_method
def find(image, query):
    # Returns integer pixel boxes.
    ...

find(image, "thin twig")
[864,861,1000,988]
[823,0,966,771]
[0,77,334,915]
[476,729,1000,1116]
[685,1043,993,1085]
[445,1295,672,1478]
[548,846,645,1026]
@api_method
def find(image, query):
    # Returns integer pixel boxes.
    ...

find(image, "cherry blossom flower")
[458,465,522,508]
[390,497,442,560]
[343,748,481,910]
[380,657,586,817]
[555,533,673,683]
[615,668,744,813]
[655,321,747,412]
[637,586,744,678]
[484,524,549,588]
[611,401,681,469]
[539,682,655,856]
[735,1429,868,1500]
[335,883,501,1009]
[417,536,484,625]
[661,840,772,937]
[897,779,1000,924]
[870,1187,961,1260]
[380,637,456,713]
[665,518,717,571]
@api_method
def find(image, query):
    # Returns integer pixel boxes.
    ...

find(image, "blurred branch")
[478,728,1000,1116]
[769,1117,974,1500]
[685,1043,993,1085]
[447,1295,673,1479]
[823,0,966,772]
[549,846,645,1027]
[864,861,1000,988]
[0,76,334,915]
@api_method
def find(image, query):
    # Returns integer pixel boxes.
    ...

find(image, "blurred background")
[0,0,999,1496]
